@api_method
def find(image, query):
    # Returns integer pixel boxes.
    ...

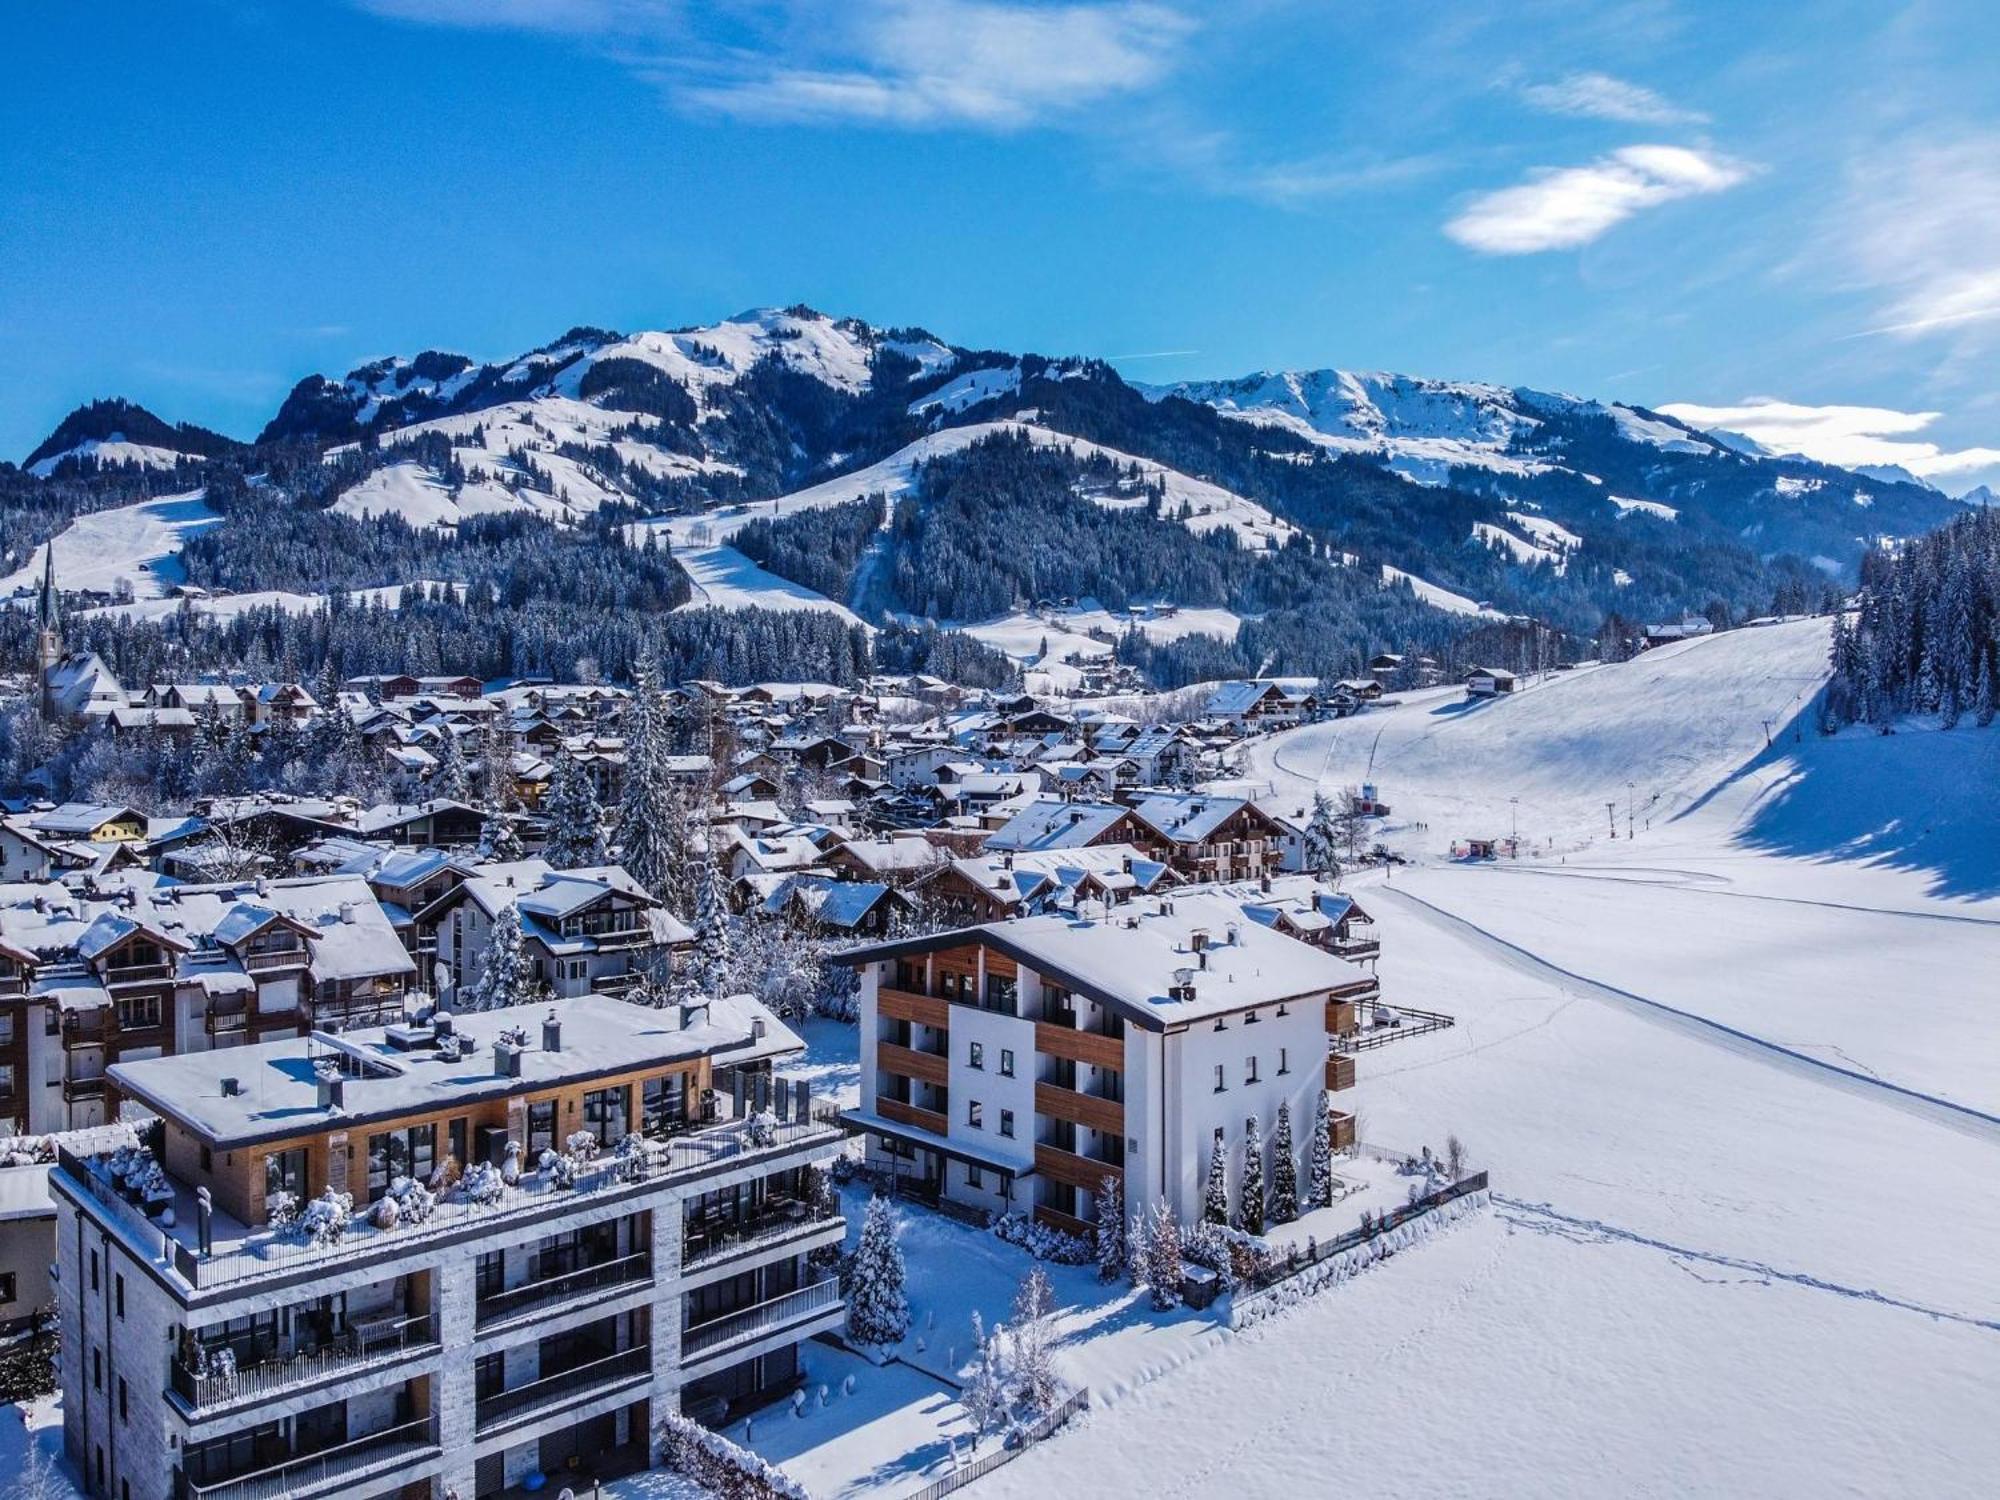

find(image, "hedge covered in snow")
[655,1409,815,1500]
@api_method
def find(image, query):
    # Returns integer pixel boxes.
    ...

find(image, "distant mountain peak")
[23,396,239,475]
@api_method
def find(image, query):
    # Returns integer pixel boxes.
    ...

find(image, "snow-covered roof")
[982,797,1133,853]
[107,993,800,1147]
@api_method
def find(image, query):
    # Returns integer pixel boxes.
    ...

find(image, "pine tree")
[688,856,733,996]
[542,750,607,869]
[614,666,691,905]
[1095,1173,1125,1282]
[428,728,471,803]
[1269,1101,1298,1224]
[467,899,533,1010]
[844,1194,911,1346]
[1239,1115,1265,1235]
[1303,791,1341,877]
[1126,1210,1149,1290]
[1145,1201,1181,1310]
[1308,1089,1335,1209]
[1203,1132,1230,1226]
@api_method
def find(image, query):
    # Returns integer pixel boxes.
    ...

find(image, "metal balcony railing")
[475,1252,652,1327]
[682,1279,840,1361]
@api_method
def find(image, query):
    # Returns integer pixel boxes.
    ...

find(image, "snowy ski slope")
[0,490,220,600]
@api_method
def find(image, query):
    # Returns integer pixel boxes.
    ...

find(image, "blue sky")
[4,0,1998,489]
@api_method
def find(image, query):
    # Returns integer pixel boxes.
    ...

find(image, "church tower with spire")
[35,544,63,717]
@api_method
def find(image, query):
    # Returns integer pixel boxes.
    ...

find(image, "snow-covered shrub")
[500,1140,524,1186]
[744,1109,779,1149]
[1145,1201,1182,1310]
[295,1188,354,1247]
[207,1344,237,1391]
[1180,1219,1238,1295]
[371,1194,402,1230]
[265,1189,300,1230]
[386,1175,435,1225]
[461,1162,504,1206]
[991,1211,1093,1265]
[0,1134,55,1168]
[542,1149,577,1190]
[654,1409,813,1500]
[565,1130,600,1162]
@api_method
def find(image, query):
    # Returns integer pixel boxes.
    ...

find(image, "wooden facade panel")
[1325,998,1358,1036]
[1034,1143,1122,1194]
[1328,1109,1356,1151]
[1033,1204,1093,1240]
[1034,1082,1124,1136]
[878,1097,949,1139]
[1033,1021,1123,1071]
[878,1041,949,1089]
[1325,1053,1356,1093]
[878,987,950,1031]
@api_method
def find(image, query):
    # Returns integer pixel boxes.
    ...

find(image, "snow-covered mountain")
[23,397,238,478]
[1137,368,1721,487]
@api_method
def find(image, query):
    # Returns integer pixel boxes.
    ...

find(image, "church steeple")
[35,545,63,717]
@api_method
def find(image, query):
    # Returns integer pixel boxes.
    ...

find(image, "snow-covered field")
[1379,564,1506,619]
[0,490,219,600]
[675,545,869,625]
[81,579,465,624]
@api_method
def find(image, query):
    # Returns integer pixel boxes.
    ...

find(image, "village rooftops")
[835,889,1357,1028]
[982,796,1134,853]
[107,992,802,1149]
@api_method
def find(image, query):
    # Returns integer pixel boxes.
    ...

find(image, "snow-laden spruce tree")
[428,727,471,803]
[1304,790,1341,877]
[1010,1264,1061,1411]
[1126,1209,1149,1290]
[1203,1131,1230,1226]
[542,750,606,869]
[1095,1174,1125,1282]
[1240,1115,1266,1235]
[1309,1088,1335,1209]
[467,899,533,1010]
[613,665,689,906]
[844,1194,911,1346]
[1145,1201,1182,1310]
[689,856,734,995]
[475,811,523,863]
[1269,1101,1298,1224]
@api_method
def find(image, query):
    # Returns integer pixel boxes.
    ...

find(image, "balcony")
[476,1252,652,1329]
[877,986,950,1030]
[876,1097,949,1139]
[1325,1053,1356,1093]
[177,1417,438,1500]
[1033,1020,1123,1071]
[1328,1109,1356,1151]
[684,1198,841,1270]
[877,1040,948,1088]
[1332,937,1381,961]
[1033,1142,1123,1194]
[589,970,645,996]
[1033,1081,1124,1135]
[62,1076,106,1103]
[476,1344,651,1431]
[682,1278,841,1364]
[62,1011,113,1043]
[241,948,307,973]
[170,1315,438,1413]
[1326,998,1358,1037]
[103,961,172,984]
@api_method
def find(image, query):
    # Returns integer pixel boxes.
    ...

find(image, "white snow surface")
[674,545,868,626]
[1379,564,1507,619]
[1610,494,1679,520]
[908,363,1021,417]
[27,437,199,478]
[0,490,220,600]
[83,580,464,623]
[1472,520,1566,571]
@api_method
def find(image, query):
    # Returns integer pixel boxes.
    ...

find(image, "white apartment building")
[837,889,1369,1237]
[51,993,845,1500]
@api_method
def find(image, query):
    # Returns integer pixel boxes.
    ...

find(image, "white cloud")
[1445,145,1749,254]
[682,2,1191,129]
[1656,397,2000,485]
[1828,138,2000,347]
[1520,72,1704,125]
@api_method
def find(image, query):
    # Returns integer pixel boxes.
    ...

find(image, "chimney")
[338,901,357,925]
[1122,853,1132,873]
[220,1077,241,1098]
[495,1040,522,1077]
[434,1011,454,1037]
[1259,873,1272,893]
[1226,921,1241,946]
[541,1010,561,1053]
[1191,929,1209,952]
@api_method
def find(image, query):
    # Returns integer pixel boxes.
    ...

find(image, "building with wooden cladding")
[835,887,1367,1239]
[50,994,845,1500]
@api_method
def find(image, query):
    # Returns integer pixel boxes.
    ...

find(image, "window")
[476,1251,506,1298]
[0,1064,13,1098]
[118,1377,127,1421]
[528,1099,557,1156]
[583,1084,631,1146]
[967,1101,984,1129]
[449,1116,468,1169]
[644,1073,688,1135]
[966,1163,983,1189]
[984,974,1017,1012]
[999,1109,1015,1139]
[93,1347,102,1391]
[967,1041,984,1070]
[264,1148,306,1204]
[114,1274,124,1318]
[90,1250,98,1291]
[1213,1064,1226,1093]
[1278,1047,1290,1076]
[999,1049,1015,1078]
[115,993,161,1030]
[1246,1056,1260,1084]
[475,1351,505,1399]
[0,1272,13,1304]
[0,1013,12,1046]
[367,1124,435,1201]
